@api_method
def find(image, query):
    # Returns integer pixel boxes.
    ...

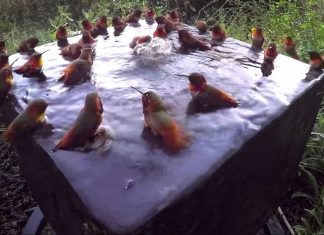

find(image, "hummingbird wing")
[198,85,239,108]
[54,110,102,150]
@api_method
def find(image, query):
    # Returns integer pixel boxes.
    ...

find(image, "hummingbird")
[178,30,211,51]
[166,9,181,22]
[16,36,39,54]
[153,25,168,39]
[78,30,96,47]
[0,53,9,70]
[112,16,127,36]
[0,64,14,102]
[125,9,142,24]
[264,42,278,63]
[132,87,189,152]
[211,24,226,43]
[283,36,299,60]
[308,51,324,71]
[0,39,7,53]
[195,20,208,34]
[145,8,155,20]
[251,26,264,50]
[14,51,47,77]
[91,16,109,38]
[178,73,239,108]
[59,48,93,85]
[55,25,69,48]
[53,92,103,151]
[155,16,177,33]
[2,99,48,143]
[129,35,152,49]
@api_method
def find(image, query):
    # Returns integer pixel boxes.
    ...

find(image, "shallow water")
[8,20,322,233]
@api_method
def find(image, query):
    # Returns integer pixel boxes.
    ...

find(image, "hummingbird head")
[309,51,323,65]
[155,16,166,25]
[252,26,262,36]
[112,16,122,26]
[82,20,93,31]
[195,20,207,32]
[169,10,179,21]
[29,52,45,69]
[84,92,104,114]
[283,36,294,46]
[211,24,222,33]
[268,42,277,51]
[0,66,13,86]
[81,31,96,44]
[188,73,207,86]
[79,47,93,62]
[142,91,165,112]
[98,16,108,28]
[56,26,68,40]
[132,9,142,18]
[146,8,155,18]
[26,99,48,121]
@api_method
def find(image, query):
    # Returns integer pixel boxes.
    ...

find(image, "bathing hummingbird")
[112,16,127,36]
[177,73,239,108]
[264,42,278,63]
[251,26,264,50]
[14,51,47,77]
[55,25,69,48]
[125,9,142,24]
[153,25,168,39]
[2,99,48,143]
[53,92,103,151]
[132,87,189,152]
[178,30,211,51]
[309,51,324,71]
[91,16,109,38]
[195,20,208,34]
[155,16,177,33]
[283,36,299,60]
[211,24,226,42]
[59,48,93,85]
[16,36,39,55]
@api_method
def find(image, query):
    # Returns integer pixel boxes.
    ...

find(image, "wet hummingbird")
[264,42,278,63]
[166,9,181,22]
[283,36,300,60]
[55,25,69,48]
[129,35,152,49]
[14,51,47,77]
[82,19,94,32]
[16,36,39,55]
[125,9,142,24]
[211,24,226,43]
[177,73,239,108]
[178,30,211,51]
[153,25,168,39]
[59,48,93,85]
[251,26,264,50]
[144,8,155,20]
[112,16,127,36]
[155,16,177,33]
[91,16,109,38]
[53,92,103,151]
[132,87,189,152]
[195,20,208,34]
[2,99,48,143]
[309,51,324,71]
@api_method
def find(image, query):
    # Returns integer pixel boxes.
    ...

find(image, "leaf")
[291,192,315,202]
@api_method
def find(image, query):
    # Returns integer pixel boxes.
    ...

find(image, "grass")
[0,0,324,234]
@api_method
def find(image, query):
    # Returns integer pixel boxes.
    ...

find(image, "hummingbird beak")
[10,58,19,67]
[175,74,189,78]
[130,86,144,94]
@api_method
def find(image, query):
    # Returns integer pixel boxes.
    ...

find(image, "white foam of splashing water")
[133,37,172,64]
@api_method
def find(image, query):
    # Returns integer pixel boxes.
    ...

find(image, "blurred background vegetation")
[0,0,324,234]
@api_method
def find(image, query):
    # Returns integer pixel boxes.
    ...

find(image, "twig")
[278,207,296,235]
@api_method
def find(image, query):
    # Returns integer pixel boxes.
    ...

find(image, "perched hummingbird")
[264,42,278,63]
[91,16,109,38]
[283,36,299,60]
[0,53,9,70]
[59,48,93,85]
[0,65,14,102]
[167,9,181,22]
[251,27,264,50]
[112,16,127,36]
[309,51,324,71]
[155,16,177,33]
[178,30,211,51]
[132,87,189,152]
[129,35,152,49]
[2,99,48,143]
[0,39,7,53]
[16,36,39,54]
[14,51,46,77]
[211,24,226,43]
[55,25,69,48]
[178,73,239,108]
[53,92,103,151]
[144,8,155,20]
[195,20,208,34]
[153,25,168,39]
[125,9,142,24]
[78,31,96,47]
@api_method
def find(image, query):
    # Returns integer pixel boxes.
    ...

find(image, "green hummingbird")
[2,99,48,143]
[53,92,103,151]
[132,87,189,152]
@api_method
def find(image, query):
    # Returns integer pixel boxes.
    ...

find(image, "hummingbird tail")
[162,121,189,152]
